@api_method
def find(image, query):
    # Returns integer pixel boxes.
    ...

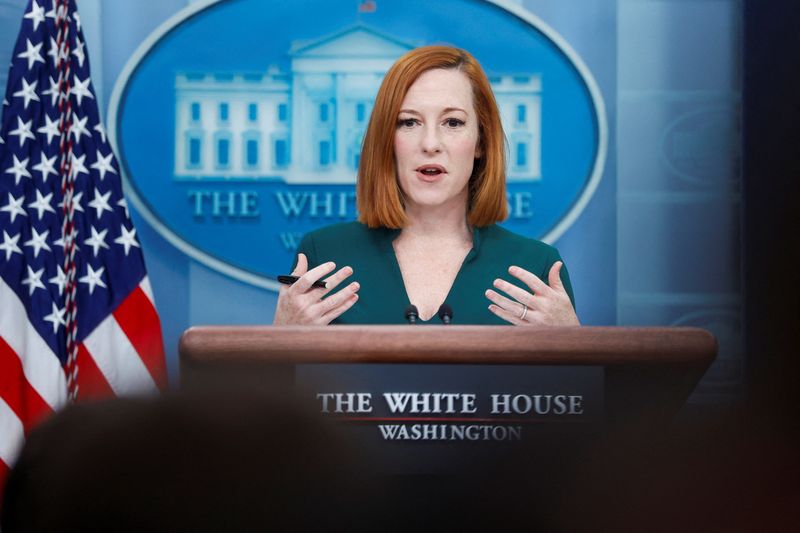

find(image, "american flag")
[358,0,377,13]
[0,0,166,489]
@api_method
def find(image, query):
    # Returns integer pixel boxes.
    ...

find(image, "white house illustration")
[174,25,542,183]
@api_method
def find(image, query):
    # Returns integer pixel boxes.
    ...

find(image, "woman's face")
[393,68,481,214]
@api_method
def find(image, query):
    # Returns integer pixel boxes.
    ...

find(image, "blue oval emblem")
[110,0,607,290]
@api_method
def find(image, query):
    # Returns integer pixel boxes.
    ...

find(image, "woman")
[273,46,579,326]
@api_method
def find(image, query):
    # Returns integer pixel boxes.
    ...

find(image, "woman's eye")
[444,118,465,128]
[397,118,417,128]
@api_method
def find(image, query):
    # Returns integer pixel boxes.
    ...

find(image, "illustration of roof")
[289,24,418,58]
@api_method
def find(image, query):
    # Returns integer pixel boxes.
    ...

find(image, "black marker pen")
[277,275,327,289]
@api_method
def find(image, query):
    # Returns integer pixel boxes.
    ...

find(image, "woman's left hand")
[485,262,580,326]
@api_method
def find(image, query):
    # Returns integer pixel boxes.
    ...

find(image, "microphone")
[404,304,420,324]
[437,303,453,325]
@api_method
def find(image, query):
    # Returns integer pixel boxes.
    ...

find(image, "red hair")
[357,46,508,228]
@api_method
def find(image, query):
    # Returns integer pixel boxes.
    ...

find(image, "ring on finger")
[518,302,528,320]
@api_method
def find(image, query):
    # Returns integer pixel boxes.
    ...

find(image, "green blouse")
[296,222,575,325]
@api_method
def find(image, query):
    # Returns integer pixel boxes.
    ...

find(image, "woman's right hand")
[272,253,360,325]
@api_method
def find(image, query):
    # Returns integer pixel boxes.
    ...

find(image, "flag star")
[88,188,113,219]
[17,38,45,70]
[49,265,67,296]
[33,152,58,181]
[70,113,92,143]
[9,116,36,146]
[54,228,79,251]
[45,4,57,20]
[70,153,89,178]
[91,150,116,181]
[79,264,106,295]
[0,231,23,260]
[24,227,51,258]
[21,266,46,295]
[24,0,46,31]
[71,113,90,143]
[84,226,109,257]
[72,36,85,68]
[5,155,32,185]
[70,76,93,106]
[43,302,66,334]
[114,225,140,256]
[28,189,56,220]
[58,190,84,214]
[41,74,59,105]
[37,113,61,144]
[13,78,40,109]
[94,122,107,143]
[46,37,61,67]
[117,198,129,218]
[74,11,82,30]
[1,193,27,222]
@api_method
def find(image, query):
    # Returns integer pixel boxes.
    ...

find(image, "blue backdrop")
[0,0,742,400]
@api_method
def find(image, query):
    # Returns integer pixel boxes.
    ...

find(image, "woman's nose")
[420,125,442,154]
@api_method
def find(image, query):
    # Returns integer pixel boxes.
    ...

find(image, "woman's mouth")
[415,165,447,181]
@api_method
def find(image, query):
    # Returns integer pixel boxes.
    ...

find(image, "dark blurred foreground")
[1,369,798,533]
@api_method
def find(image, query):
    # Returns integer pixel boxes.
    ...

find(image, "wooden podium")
[179,325,717,425]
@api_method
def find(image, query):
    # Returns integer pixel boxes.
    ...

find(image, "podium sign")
[297,364,603,440]
[296,364,603,473]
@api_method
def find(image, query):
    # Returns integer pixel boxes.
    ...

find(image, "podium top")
[179,325,716,366]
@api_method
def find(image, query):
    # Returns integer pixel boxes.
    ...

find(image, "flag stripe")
[0,336,53,434]
[82,313,158,396]
[0,397,25,469]
[0,458,8,503]
[112,282,167,389]
[0,277,68,410]
[140,276,156,304]
[75,342,114,399]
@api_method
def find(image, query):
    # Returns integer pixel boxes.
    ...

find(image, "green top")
[296,222,575,325]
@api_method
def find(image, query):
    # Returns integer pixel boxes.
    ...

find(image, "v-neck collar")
[379,226,484,323]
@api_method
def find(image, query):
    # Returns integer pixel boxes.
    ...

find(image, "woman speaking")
[273,46,579,326]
